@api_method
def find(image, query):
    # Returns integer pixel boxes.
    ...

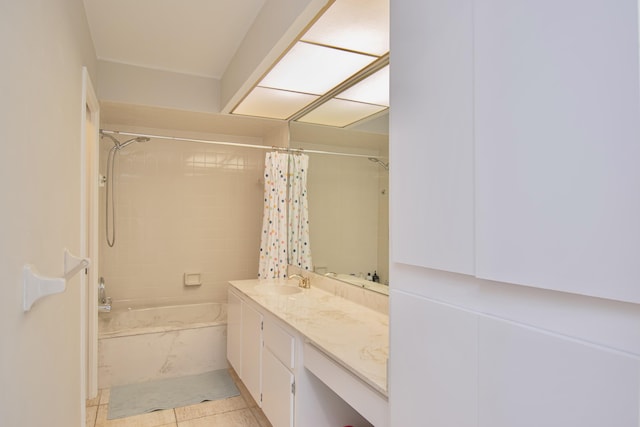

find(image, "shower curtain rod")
[100,129,384,160]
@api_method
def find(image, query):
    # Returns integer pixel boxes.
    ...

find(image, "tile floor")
[86,369,272,427]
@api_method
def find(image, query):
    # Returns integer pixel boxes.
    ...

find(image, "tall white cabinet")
[392,0,640,302]
[474,0,640,303]
[390,0,640,426]
[391,0,475,276]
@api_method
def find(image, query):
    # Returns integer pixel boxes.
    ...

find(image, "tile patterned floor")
[86,369,272,427]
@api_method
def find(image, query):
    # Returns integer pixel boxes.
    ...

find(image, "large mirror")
[289,117,389,294]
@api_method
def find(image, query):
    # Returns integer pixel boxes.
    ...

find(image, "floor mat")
[107,369,240,420]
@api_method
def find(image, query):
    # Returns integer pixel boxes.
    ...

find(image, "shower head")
[119,136,150,149]
[100,130,150,150]
[368,157,389,171]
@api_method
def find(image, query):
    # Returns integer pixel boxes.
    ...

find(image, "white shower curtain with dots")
[288,154,312,272]
[258,152,289,279]
[258,152,313,279]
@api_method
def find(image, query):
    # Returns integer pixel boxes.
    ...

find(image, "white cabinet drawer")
[264,319,295,370]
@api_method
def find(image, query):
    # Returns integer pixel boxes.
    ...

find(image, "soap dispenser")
[366,272,372,281]
[372,271,379,283]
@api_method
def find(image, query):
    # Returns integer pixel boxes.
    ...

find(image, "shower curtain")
[258,152,312,279]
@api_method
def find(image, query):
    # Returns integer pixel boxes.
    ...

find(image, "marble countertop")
[229,279,389,396]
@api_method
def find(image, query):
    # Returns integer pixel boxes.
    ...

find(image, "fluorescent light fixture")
[337,65,389,106]
[233,86,319,120]
[260,42,376,95]
[297,98,387,127]
[301,0,389,56]
[231,0,390,127]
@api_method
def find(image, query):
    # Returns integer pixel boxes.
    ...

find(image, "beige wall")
[97,60,222,114]
[99,132,265,306]
[0,0,97,426]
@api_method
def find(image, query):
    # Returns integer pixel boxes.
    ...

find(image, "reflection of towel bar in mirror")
[23,249,91,311]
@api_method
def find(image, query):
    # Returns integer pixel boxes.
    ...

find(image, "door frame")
[80,66,100,401]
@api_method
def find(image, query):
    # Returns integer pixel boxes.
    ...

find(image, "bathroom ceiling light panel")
[259,42,376,95]
[337,65,389,106]
[233,86,319,120]
[231,0,390,126]
[301,0,390,56]
[297,98,387,127]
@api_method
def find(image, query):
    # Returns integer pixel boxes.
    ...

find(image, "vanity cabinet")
[226,290,242,375]
[227,284,379,427]
[262,319,295,427]
[240,299,263,405]
[227,288,264,405]
[227,288,294,426]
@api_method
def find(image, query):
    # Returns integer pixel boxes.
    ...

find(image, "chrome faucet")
[98,277,106,303]
[98,297,112,313]
[98,277,112,312]
[288,274,311,288]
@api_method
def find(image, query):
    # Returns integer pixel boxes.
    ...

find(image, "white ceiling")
[82,0,266,78]
[84,0,389,134]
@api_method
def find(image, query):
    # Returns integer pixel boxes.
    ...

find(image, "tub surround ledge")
[229,279,389,396]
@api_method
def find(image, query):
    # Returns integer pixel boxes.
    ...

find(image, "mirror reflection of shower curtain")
[288,154,312,272]
[258,152,312,279]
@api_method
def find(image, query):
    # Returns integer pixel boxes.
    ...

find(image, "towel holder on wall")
[64,249,90,280]
[23,249,91,312]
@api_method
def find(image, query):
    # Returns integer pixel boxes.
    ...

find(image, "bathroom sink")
[253,284,303,296]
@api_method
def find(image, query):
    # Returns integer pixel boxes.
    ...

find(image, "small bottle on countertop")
[372,271,379,283]
[366,272,373,281]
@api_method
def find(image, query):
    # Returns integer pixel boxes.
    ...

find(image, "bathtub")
[98,302,228,388]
